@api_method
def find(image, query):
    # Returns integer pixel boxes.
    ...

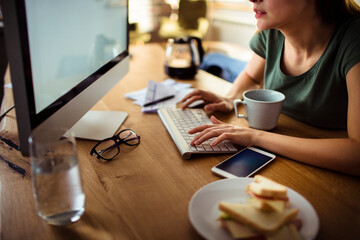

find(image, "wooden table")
[0,43,359,240]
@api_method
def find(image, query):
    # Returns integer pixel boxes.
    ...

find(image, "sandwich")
[246,175,289,212]
[219,202,300,239]
[218,175,302,240]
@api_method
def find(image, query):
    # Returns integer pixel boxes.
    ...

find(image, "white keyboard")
[157,108,238,159]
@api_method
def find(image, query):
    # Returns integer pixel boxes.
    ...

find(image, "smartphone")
[211,147,276,178]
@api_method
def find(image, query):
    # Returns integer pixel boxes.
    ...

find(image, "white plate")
[188,178,319,240]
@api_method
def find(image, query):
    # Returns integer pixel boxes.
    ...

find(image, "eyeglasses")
[90,129,140,161]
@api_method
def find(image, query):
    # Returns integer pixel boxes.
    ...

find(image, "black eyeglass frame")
[90,128,140,161]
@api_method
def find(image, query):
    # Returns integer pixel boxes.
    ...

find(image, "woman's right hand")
[181,89,234,112]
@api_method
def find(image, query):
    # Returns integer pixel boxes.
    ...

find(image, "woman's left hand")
[189,116,257,147]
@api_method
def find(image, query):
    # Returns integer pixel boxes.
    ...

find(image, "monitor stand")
[70,110,128,140]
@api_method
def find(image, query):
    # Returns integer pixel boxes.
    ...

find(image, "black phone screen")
[215,148,274,177]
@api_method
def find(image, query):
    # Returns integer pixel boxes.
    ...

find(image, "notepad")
[143,80,175,106]
[124,79,193,113]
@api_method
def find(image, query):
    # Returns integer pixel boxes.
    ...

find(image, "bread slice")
[219,218,262,239]
[247,175,288,199]
[249,197,287,212]
[266,223,302,240]
[219,202,299,234]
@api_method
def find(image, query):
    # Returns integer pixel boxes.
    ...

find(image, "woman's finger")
[182,95,203,109]
[188,123,214,134]
[190,125,233,145]
[204,100,233,112]
[181,89,204,102]
[210,115,225,124]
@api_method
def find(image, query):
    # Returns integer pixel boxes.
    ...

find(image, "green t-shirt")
[249,16,360,129]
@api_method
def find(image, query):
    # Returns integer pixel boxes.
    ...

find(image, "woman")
[181,0,360,176]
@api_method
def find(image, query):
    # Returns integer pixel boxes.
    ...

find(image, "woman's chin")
[256,22,271,31]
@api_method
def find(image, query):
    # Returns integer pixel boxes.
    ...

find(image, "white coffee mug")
[234,89,285,130]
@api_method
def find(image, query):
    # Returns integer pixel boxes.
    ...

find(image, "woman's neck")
[281,19,335,56]
[279,18,335,76]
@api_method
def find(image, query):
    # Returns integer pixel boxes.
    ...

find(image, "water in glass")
[32,154,85,226]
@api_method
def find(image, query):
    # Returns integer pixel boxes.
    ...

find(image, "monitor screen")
[2,0,129,155]
[26,1,127,114]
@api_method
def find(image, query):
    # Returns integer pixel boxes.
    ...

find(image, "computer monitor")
[2,0,129,155]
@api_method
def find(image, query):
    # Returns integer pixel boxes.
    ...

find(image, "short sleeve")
[339,17,360,76]
[249,30,267,59]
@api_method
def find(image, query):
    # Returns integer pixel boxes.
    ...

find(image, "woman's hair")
[315,0,360,23]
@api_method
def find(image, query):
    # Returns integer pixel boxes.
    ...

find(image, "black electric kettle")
[165,36,204,79]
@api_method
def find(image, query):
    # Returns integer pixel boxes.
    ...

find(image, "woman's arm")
[227,53,265,99]
[181,53,265,111]
[251,130,360,176]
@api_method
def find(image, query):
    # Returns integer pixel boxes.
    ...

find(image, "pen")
[143,95,175,107]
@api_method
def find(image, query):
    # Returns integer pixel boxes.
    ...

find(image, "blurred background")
[2,0,360,105]
[129,0,255,50]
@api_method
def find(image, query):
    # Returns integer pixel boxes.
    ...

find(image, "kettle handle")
[189,36,204,63]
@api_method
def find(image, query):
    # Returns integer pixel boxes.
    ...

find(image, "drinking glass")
[29,129,85,226]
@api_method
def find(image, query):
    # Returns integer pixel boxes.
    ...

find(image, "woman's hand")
[181,89,234,112]
[188,116,257,147]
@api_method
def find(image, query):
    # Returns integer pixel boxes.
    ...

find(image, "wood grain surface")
[0,43,359,240]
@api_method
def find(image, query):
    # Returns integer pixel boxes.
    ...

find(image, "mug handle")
[234,99,247,119]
